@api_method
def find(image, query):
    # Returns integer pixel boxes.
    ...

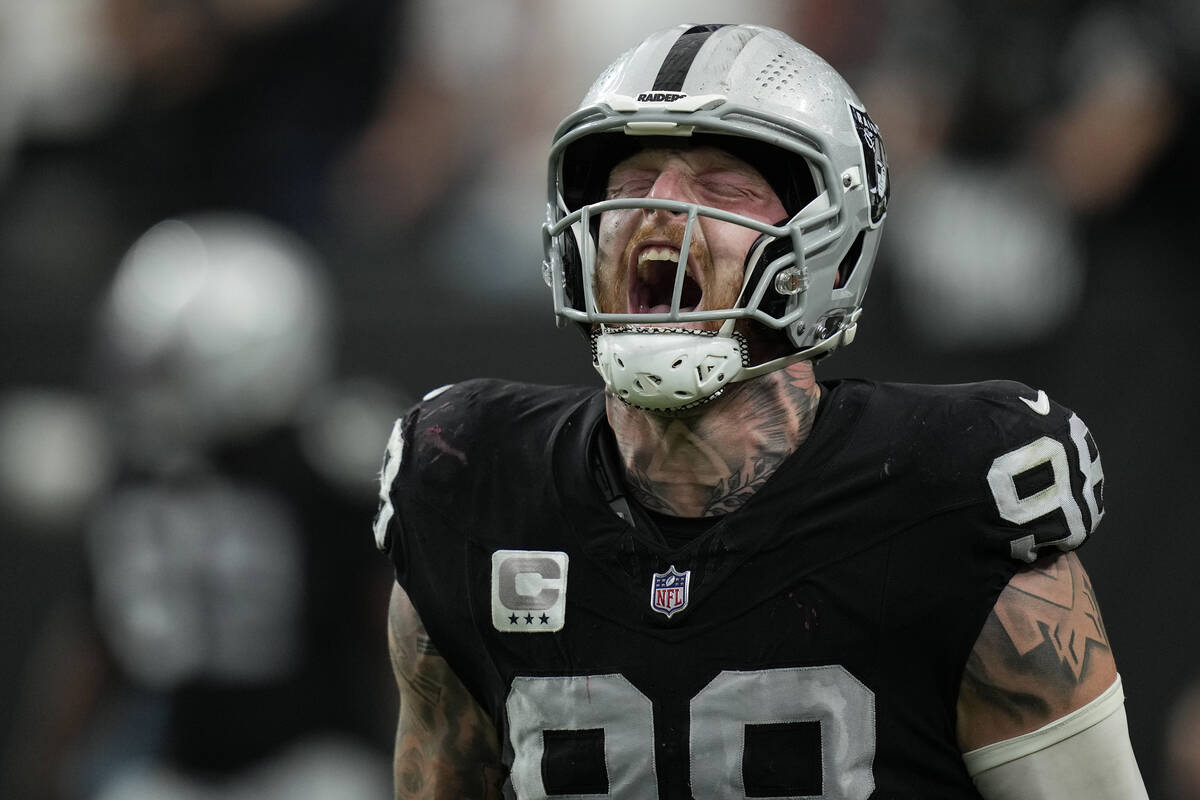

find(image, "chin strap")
[593,326,746,412]
[732,311,860,382]
[593,310,860,412]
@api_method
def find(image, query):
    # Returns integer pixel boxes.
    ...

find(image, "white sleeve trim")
[372,417,405,551]
[962,675,1125,776]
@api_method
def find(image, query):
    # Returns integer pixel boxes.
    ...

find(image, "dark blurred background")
[0,1,1196,798]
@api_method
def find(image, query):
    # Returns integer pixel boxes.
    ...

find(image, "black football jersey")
[375,378,1105,799]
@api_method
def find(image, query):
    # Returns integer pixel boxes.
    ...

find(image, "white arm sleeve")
[963,676,1148,800]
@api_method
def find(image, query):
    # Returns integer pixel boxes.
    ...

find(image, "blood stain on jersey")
[651,565,691,618]
[425,424,467,465]
[789,593,822,631]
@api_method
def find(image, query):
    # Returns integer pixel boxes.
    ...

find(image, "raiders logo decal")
[848,102,889,226]
[637,91,688,103]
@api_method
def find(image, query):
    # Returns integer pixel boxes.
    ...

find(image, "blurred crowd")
[0,1,1196,798]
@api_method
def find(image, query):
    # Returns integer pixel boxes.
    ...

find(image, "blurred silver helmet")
[97,213,335,454]
[543,23,888,411]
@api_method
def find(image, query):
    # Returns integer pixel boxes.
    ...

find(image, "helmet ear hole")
[835,231,865,290]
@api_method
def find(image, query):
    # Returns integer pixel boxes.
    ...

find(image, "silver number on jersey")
[987,411,1105,561]
[506,674,658,799]
[504,666,876,799]
[692,666,876,799]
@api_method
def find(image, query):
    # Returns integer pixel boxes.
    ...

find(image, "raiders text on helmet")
[542,23,889,411]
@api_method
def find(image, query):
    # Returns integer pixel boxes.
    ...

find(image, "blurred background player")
[2,214,401,799]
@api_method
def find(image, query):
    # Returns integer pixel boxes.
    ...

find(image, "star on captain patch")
[650,565,691,618]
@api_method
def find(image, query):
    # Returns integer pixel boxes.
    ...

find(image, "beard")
[592,219,745,326]
[592,216,794,362]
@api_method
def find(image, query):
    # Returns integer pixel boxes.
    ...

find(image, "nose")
[644,166,693,213]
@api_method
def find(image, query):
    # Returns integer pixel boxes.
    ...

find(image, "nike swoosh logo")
[1020,389,1050,415]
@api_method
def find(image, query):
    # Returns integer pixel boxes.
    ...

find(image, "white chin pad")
[594,330,745,411]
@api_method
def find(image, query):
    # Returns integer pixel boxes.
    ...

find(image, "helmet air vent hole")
[671,358,684,369]
[615,357,625,368]
[674,391,691,398]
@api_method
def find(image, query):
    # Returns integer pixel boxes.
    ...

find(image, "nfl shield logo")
[650,565,691,618]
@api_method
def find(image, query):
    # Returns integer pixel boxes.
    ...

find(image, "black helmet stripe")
[652,24,731,92]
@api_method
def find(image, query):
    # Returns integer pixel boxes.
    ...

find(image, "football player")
[375,23,1148,799]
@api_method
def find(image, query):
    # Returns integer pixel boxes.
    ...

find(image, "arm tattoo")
[388,587,503,798]
[992,551,1109,682]
[959,552,1116,743]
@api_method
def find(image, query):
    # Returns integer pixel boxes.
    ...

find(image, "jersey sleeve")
[371,382,463,566]
[961,380,1107,563]
[371,412,409,556]
[370,378,594,582]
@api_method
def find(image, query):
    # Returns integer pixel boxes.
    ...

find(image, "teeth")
[637,247,680,266]
[637,247,684,282]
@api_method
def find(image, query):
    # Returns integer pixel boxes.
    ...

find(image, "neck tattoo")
[607,363,821,518]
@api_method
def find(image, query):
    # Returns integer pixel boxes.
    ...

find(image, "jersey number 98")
[987,412,1104,562]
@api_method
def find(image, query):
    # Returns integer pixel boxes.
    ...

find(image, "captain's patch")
[492,550,569,633]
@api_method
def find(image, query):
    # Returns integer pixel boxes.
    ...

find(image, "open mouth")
[629,246,702,314]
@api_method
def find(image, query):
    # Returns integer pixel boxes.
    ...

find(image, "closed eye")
[606,179,654,200]
[698,171,764,200]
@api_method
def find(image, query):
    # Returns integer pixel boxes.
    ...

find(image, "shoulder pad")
[862,380,1105,564]
[371,379,596,556]
[371,380,476,554]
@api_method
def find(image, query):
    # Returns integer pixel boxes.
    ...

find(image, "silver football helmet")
[96,213,335,454]
[543,23,889,411]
